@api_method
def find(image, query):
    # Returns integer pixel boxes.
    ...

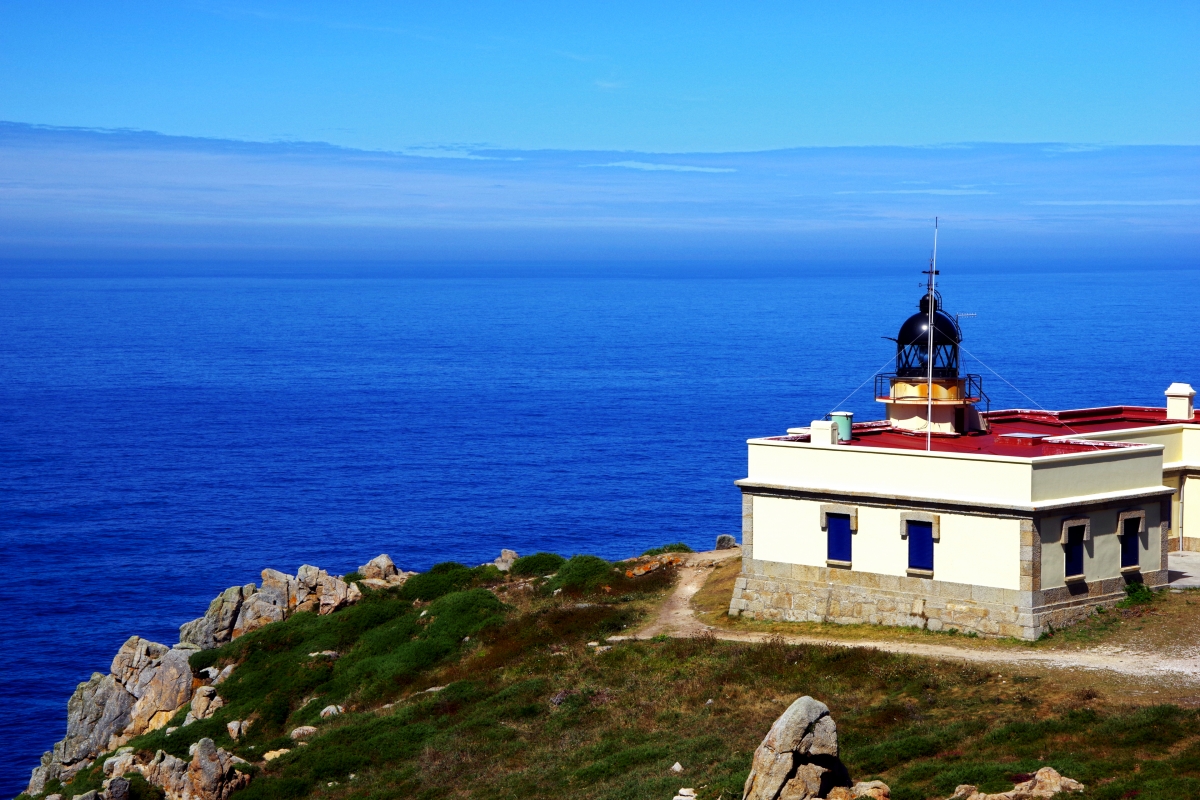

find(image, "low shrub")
[1120,581,1155,606]
[641,543,693,557]
[549,555,617,592]
[401,562,506,601]
[510,552,567,577]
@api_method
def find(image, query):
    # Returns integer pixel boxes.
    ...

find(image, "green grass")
[31,566,1200,800]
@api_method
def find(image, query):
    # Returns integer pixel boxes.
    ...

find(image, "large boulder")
[743,696,850,800]
[187,738,251,800]
[110,637,194,738]
[259,569,297,610]
[716,534,738,550]
[188,686,223,721]
[494,550,519,572]
[295,565,322,611]
[179,586,249,650]
[359,554,398,581]
[232,593,285,638]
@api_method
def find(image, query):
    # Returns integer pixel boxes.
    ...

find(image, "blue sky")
[0,3,1197,267]
[2,2,1197,152]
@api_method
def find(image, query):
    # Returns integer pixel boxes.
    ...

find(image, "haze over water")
[1,267,1198,795]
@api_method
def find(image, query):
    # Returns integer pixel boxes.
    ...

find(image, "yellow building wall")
[1039,504,1161,590]
[750,495,1022,591]
[748,441,1033,505]
[1030,448,1164,503]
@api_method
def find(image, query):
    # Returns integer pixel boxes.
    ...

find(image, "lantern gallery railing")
[874,373,987,406]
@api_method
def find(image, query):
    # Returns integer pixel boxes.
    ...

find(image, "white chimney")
[1166,383,1195,421]
[810,419,839,445]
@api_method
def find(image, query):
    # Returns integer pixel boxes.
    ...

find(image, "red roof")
[765,406,1197,458]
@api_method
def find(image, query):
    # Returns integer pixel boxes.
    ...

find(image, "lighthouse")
[727,242,1197,639]
[877,290,987,436]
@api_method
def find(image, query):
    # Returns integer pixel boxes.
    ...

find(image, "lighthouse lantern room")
[875,290,988,436]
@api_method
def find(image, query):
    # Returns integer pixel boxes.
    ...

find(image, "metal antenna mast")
[924,218,939,451]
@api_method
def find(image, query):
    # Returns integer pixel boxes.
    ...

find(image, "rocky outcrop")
[27,636,191,794]
[46,673,135,787]
[119,739,250,800]
[29,557,378,797]
[947,767,1083,800]
[111,637,194,739]
[178,586,250,650]
[625,554,684,578]
[743,696,881,800]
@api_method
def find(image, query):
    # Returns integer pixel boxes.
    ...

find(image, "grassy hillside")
[28,556,1200,800]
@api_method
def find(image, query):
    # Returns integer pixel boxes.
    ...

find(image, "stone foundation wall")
[728,557,1168,641]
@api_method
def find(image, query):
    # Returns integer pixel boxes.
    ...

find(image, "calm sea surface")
[2,271,1197,795]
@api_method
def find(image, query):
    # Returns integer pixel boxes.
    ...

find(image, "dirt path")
[634,555,1200,683]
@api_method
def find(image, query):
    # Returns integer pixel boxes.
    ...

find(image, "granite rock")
[494,549,519,571]
[359,554,398,581]
[743,696,847,800]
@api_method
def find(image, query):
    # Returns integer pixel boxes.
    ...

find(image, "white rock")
[494,549,519,571]
[671,762,683,773]
[319,704,344,718]
[289,726,318,740]
[359,554,398,581]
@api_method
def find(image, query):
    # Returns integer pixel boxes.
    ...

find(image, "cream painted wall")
[751,496,825,567]
[936,515,1022,590]
[1185,475,1197,541]
[750,495,1022,590]
[1039,504,1161,589]
[1030,447,1165,502]
[747,441,1033,505]
[852,505,908,578]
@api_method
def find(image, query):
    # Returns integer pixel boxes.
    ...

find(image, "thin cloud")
[1029,199,1199,206]
[836,189,994,196]
[587,161,735,173]
[594,80,625,90]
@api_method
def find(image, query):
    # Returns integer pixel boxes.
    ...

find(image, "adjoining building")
[728,283,1198,640]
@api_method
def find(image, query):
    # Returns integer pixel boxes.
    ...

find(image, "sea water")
[2,269,1197,795]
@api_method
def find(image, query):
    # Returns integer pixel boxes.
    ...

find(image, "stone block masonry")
[729,555,1169,640]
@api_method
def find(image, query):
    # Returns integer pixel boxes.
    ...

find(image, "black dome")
[893,292,962,379]
[896,294,961,348]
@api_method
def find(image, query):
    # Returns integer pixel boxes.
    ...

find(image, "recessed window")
[1120,516,1141,569]
[907,520,934,572]
[1064,524,1086,579]
[827,513,852,564]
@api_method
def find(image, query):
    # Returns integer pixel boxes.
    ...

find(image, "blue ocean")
[2,269,1197,796]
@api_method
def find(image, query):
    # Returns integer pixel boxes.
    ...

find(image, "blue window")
[827,513,852,563]
[907,520,934,572]
[1121,517,1141,569]
[1064,525,1086,578]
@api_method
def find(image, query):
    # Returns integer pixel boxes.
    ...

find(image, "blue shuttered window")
[907,520,934,571]
[827,513,852,563]
[1120,517,1140,569]
[1064,525,1085,578]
